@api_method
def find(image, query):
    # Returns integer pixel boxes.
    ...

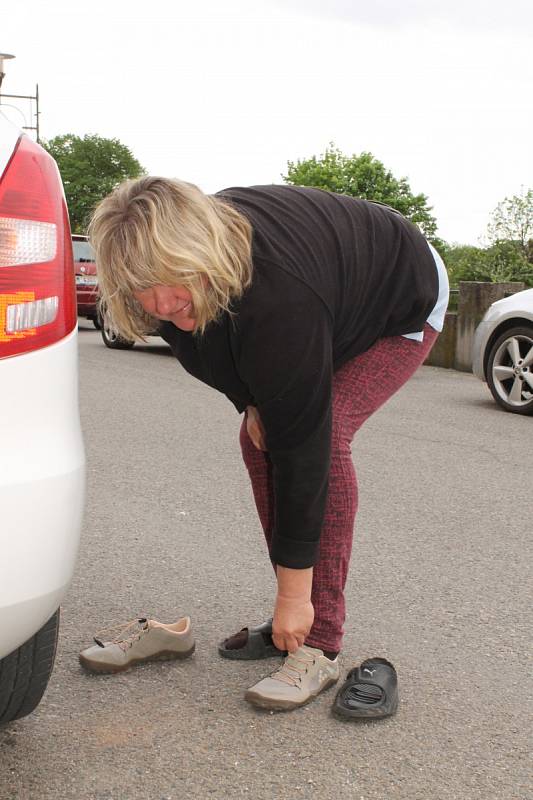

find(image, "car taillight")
[0,135,76,359]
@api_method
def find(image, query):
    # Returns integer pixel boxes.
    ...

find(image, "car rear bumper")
[0,328,86,658]
[76,286,99,315]
[77,303,98,316]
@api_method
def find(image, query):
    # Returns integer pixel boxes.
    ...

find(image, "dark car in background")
[73,234,99,327]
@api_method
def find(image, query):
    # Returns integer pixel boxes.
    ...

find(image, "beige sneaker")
[244,645,339,710]
[79,616,195,674]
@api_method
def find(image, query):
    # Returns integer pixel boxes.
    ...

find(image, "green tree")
[440,244,493,286]
[43,133,146,233]
[283,143,440,243]
[486,187,533,255]
[485,240,533,285]
[442,240,533,289]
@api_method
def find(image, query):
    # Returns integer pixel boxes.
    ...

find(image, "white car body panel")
[0,330,86,658]
[472,288,533,380]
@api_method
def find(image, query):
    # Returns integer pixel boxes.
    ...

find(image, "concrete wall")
[425,312,457,369]
[425,281,526,371]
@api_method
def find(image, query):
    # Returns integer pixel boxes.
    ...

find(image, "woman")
[89,178,448,714]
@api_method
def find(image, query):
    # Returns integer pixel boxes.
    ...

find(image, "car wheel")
[486,325,533,414]
[0,610,60,725]
[101,325,135,350]
[92,314,102,330]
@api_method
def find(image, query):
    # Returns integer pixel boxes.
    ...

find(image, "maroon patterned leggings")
[239,324,439,652]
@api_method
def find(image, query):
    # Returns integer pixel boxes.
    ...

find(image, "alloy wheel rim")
[104,325,118,342]
[492,334,533,406]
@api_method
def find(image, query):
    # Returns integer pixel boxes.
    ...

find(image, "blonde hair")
[88,176,253,338]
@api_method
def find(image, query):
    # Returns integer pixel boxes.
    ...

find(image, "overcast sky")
[2,0,532,244]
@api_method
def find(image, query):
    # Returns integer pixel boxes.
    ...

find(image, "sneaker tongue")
[272,646,317,686]
[133,618,150,636]
[94,617,148,647]
[300,644,321,655]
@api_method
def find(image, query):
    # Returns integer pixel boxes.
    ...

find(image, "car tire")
[92,314,102,330]
[101,325,135,350]
[486,325,533,415]
[0,610,60,725]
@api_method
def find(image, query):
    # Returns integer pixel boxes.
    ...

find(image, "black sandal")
[333,658,399,719]
[218,618,286,660]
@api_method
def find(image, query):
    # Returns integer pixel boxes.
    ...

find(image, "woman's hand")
[272,595,314,654]
[246,405,267,451]
[272,565,314,653]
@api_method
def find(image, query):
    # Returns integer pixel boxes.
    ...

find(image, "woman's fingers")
[246,407,267,450]
[273,633,301,654]
[252,427,266,450]
[251,419,266,450]
[272,630,307,653]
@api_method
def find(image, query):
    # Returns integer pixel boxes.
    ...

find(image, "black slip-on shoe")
[218,618,286,660]
[332,657,399,720]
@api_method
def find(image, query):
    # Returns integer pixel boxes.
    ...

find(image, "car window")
[72,240,95,262]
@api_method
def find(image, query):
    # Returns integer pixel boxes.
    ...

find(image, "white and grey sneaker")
[244,645,339,710]
[79,616,195,674]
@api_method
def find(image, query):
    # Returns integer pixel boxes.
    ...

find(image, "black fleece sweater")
[159,185,438,568]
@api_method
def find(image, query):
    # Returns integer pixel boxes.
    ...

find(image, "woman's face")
[133,284,196,331]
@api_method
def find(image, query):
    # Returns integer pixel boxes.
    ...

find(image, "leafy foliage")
[43,134,146,233]
[487,188,533,253]
[283,144,439,243]
[442,241,533,287]
[443,187,533,287]
[440,245,493,285]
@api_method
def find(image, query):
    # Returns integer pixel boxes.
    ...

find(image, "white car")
[472,288,533,414]
[0,113,85,723]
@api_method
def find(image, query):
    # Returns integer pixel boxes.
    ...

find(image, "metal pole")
[0,93,36,100]
[35,83,40,143]
[0,90,40,141]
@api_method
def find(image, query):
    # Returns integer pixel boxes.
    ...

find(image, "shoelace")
[94,617,149,651]
[270,649,316,687]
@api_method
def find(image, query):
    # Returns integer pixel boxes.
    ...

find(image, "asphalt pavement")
[1,322,531,800]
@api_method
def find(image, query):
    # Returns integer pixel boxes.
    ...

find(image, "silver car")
[472,288,533,414]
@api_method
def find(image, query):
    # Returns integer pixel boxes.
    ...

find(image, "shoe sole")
[244,675,338,711]
[79,643,196,675]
